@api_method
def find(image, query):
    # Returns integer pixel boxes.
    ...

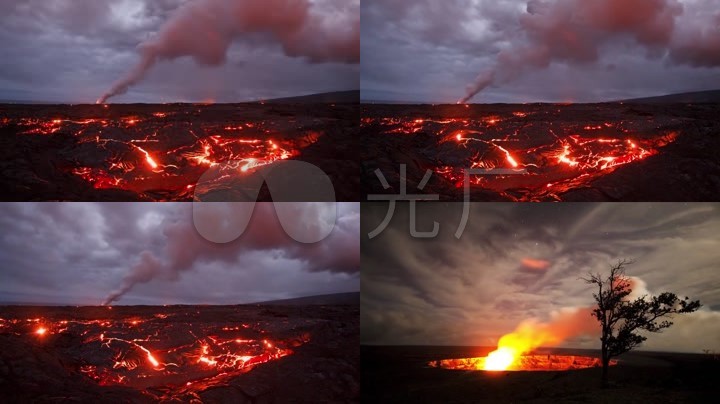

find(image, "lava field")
[0,103,359,201]
[360,103,720,201]
[0,304,359,403]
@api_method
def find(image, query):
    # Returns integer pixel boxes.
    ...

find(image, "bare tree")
[583,260,701,387]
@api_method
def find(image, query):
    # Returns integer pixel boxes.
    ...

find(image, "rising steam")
[491,276,651,353]
[494,307,598,354]
[459,0,720,103]
[103,204,359,305]
[98,0,359,103]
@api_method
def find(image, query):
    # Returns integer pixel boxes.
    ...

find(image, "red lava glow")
[362,113,678,201]
[1,312,306,396]
[429,355,618,371]
[134,146,159,170]
[2,111,307,200]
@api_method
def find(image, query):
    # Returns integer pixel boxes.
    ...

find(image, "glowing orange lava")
[3,311,306,394]
[495,144,519,168]
[3,111,306,200]
[482,333,536,370]
[484,347,516,370]
[134,146,159,170]
[362,113,679,201]
[430,355,617,371]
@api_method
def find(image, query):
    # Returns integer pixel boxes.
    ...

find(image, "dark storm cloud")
[361,203,720,353]
[0,0,358,103]
[0,202,359,305]
[361,0,720,103]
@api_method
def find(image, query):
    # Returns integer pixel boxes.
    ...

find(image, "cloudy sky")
[361,0,720,103]
[0,202,359,305]
[362,203,720,353]
[0,0,359,103]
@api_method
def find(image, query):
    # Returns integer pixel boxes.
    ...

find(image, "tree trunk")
[600,340,609,388]
[601,356,609,388]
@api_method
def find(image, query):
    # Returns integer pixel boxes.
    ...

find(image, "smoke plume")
[497,276,651,351]
[498,306,598,353]
[459,0,720,103]
[98,0,359,103]
[103,203,359,305]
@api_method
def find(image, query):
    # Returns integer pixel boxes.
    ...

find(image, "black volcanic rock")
[360,103,720,201]
[0,304,359,402]
[362,345,719,403]
[0,103,359,201]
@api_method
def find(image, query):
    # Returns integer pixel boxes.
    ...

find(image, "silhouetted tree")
[583,260,701,387]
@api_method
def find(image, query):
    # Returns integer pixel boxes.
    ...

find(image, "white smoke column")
[458,0,685,103]
[98,0,359,103]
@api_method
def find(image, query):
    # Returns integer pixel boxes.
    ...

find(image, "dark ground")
[0,103,359,201]
[0,304,359,403]
[360,103,720,201]
[361,345,718,403]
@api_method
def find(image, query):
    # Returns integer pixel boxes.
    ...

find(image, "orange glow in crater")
[430,355,617,371]
[484,347,517,371]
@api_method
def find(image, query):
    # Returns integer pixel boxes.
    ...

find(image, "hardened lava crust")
[360,103,720,201]
[0,304,359,403]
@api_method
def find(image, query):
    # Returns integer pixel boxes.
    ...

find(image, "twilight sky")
[361,203,720,353]
[0,0,359,103]
[361,0,720,103]
[0,202,359,305]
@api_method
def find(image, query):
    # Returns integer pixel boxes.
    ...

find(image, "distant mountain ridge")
[619,89,720,103]
[263,90,359,104]
[251,292,359,306]
[0,292,360,307]
[0,90,360,105]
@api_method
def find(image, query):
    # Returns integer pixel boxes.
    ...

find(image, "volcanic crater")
[430,354,618,371]
[362,345,719,403]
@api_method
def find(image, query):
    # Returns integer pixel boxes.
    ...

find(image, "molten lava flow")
[483,347,516,371]
[362,111,679,201]
[454,132,523,169]
[3,309,307,396]
[134,146,159,170]
[557,144,579,167]
[142,346,160,368]
[495,144,519,168]
[3,111,305,200]
[471,306,602,371]
[430,355,618,371]
[483,343,527,371]
[480,323,554,371]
